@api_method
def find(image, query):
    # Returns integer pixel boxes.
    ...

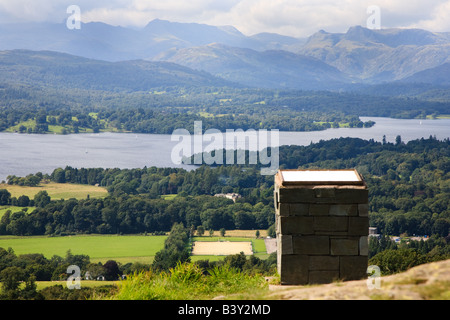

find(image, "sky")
[0,0,449,38]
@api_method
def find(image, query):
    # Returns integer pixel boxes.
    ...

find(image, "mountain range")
[0,19,449,91]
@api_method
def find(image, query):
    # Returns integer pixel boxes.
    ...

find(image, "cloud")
[0,0,448,37]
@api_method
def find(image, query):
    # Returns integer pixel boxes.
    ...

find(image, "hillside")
[153,43,350,90]
[267,259,450,300]
[299,26,450,83]
[1,21,449,90]
[0,49,234,91]
[0,20,303,62]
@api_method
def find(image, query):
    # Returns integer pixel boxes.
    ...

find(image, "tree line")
[2,82,448,135]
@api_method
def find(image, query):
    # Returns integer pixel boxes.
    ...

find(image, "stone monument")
[274,169,369,285]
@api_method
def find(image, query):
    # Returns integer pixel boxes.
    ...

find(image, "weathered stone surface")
[309,204,330,216]
[278,255,309,285]
[276,203,290,217]
[278,216,314,235]
[290,203,310,216]
[329,204,357,216]
[358,203,369,217]
[314,187,336,199]
[309,271,340,284]
[330,239,359,256]
[293,236,329,255]
[348,217,370,236]
[277,187,368,204]
[275,170,369,285]
[314,216,348,232]
[359,236,368,256]
[340,256,368,281]
[278,234,293,255]
[309,256,339,271]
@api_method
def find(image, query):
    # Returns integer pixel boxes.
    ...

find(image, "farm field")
[0,230,271,264]
[0,234,167,264]
[190,235,269,262]
[192,241,253,256]
[0,182,108,200]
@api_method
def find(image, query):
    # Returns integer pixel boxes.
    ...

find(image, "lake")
[0,117,449,181]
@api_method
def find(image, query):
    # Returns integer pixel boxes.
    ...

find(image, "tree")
[0,189,11,205]
[196,225,205,237]
[52,168,66,183]
[369,248,426,275]
[103,260,121,281]
[34,191,50,208]
[395,135,402,146]
[17,195,30,207]
[0,266,25,291]
[220,228,226,237]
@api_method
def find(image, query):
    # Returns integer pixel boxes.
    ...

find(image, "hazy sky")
[0,0,449,37]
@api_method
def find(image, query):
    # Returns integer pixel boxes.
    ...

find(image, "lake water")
[0,117,449,181]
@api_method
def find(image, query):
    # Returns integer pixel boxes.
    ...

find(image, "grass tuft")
[110,262,269,300]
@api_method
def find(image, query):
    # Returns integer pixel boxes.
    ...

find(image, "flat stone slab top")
[278,169,364,186]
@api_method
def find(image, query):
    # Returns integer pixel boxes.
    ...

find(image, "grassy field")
[0,229,271,264]
[0,234,167,264]
[0,206,36,219]
[0,182,108,200]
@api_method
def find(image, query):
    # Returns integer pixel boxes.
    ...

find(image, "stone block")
[309,256,339,271]
[340,256,368,281]
[329,204,357,216]
[279,255,309,285]
[293,236,329,255]
[277,187,316,203]
[277,187,368,204]
[309,204,330,216]
[278,216,314,235]
[313,187,336,199]
[309,271,340,284]
[314,216,348,232]
[278,234,293,255]
[348,217,369,236]
[359,236,368,256]
[276,203,290,217]
[290,203,310,216]
[358,204,369,217]
[330,238,359,256]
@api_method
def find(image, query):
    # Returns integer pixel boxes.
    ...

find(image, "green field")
[0,231,271,265]
[0,206,35,219]
[0,235,167,264]
[0,182,108,200]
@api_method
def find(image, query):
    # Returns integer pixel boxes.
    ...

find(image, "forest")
[2,83,450,135]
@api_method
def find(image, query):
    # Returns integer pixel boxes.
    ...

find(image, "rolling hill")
[0,20,449,91]
[153,43,350,90]
[0,49,235,91]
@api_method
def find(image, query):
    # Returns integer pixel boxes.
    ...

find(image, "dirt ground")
[192,241,253,255]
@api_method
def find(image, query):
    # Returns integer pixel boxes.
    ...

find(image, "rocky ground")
[267,259,450,300]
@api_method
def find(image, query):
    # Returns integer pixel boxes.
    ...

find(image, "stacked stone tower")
[274,169,369,285]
